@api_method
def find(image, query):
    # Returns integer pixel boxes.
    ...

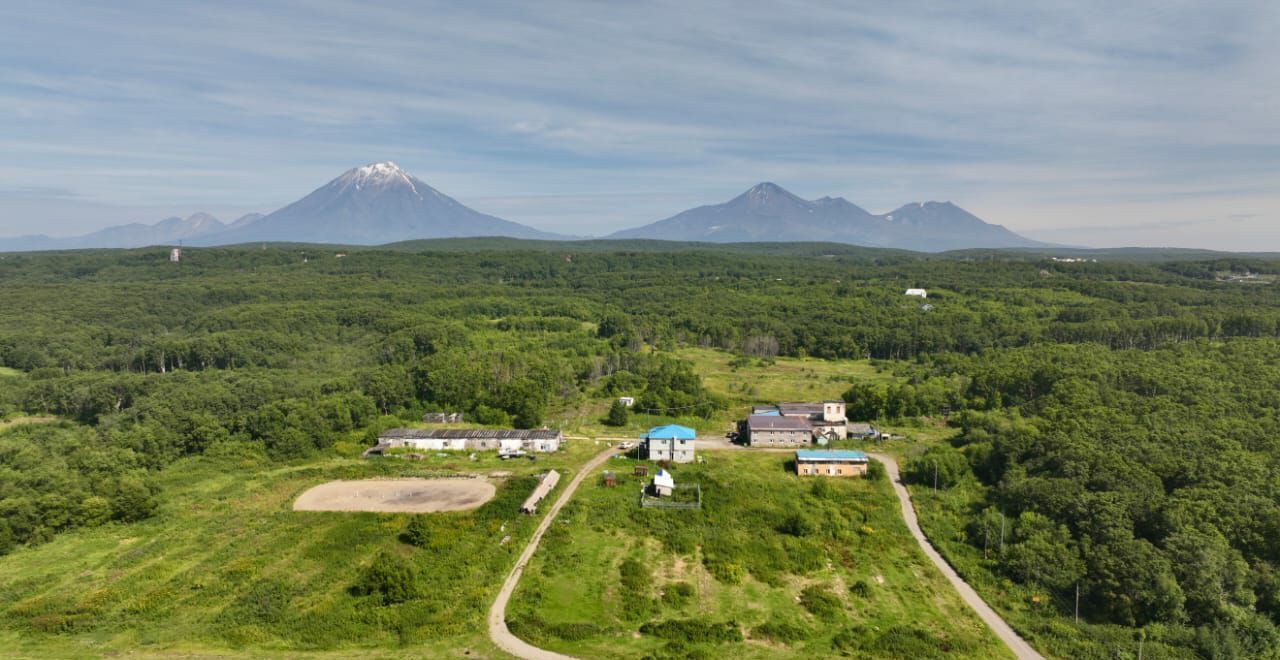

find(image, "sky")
[1,0,1277,249]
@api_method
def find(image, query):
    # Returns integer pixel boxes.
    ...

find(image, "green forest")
[2,240,1280,657]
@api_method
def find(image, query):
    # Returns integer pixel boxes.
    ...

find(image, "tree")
[605,399,629,426]
[1001,512,1085,592]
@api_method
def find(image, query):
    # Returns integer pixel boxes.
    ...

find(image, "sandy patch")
[293,478,496,513]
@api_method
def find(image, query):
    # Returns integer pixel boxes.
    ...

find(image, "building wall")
[747,428,812,446]
[646,437,694,462]
[796,461,868,477]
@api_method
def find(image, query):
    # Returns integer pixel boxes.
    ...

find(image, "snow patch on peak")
[338,161,422,198]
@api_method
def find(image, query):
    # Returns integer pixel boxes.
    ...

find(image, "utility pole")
[1074,582,1080,624]
[933,460,938,491]
[999,512,1006,554]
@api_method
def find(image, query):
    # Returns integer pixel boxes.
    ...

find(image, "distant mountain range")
[608,182,1047,251]
[0,164,1046,252]
[0,212,262,251]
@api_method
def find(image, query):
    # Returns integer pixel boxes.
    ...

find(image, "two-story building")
[642,424,696,463]
[742,414,814,447]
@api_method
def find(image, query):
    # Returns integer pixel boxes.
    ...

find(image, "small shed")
[602,471,617,488]
[905,288,928,298]
[618,396,635,407]
[520,470,561,514]
[634,464,649,477]
[651,469,675,497]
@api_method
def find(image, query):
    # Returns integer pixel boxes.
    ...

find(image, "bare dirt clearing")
[293,478,496,513]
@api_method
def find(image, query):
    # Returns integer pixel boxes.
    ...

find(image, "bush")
[352,552,419,604]
[662,581,695,608]
[639,619,743,644]
[778,512,817,537]
[799,584,843,620]
[752,621,810,644]
[401,516,430,547]
[849,579,873,598]
[865,459,886,481]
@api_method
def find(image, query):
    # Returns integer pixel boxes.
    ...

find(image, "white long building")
[368,428,563,455]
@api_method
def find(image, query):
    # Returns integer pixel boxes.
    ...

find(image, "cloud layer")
[1,0,1277,248]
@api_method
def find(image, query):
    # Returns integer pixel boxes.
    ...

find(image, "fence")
[639,483,702,510]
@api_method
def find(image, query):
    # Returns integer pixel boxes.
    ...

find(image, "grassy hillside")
[0,439,596,658]
[507,451,1009,659]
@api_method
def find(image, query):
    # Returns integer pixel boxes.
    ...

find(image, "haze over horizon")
[2,1,1277,250]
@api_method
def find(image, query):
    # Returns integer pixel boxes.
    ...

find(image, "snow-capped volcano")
[196,162,561,245]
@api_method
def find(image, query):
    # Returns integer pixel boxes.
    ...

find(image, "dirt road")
[487,447,617,660]
[869,452,1044,660]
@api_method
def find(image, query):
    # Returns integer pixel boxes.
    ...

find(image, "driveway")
[487,447,617,660]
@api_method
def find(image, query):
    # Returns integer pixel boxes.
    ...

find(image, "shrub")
[752,621,810,644]
[865,459,886,481]
[849,579,873,598]
[352,552,419,605]
[864,624,949,658]
[401,515,430,547]
[799,584,843,620]
[662,581,695,608]
[778,512,817,537]
[639,619,743,644]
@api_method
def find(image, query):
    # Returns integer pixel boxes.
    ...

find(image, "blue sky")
[1,0,1277,248]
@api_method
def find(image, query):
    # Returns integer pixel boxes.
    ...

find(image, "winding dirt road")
[869,452,1044,660]
[487,447,617,660]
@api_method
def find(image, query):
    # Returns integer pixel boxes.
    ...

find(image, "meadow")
[507,450,1009,659]
[0,434,597,658]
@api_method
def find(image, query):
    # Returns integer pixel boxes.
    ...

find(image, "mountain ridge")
[608,182,1048,252]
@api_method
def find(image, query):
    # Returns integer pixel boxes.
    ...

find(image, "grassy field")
[0,367,20,378]
[0,436,600,658]
[507,451,1010,659]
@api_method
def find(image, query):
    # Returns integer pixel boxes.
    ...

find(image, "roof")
[747,414,813,431]
[795,449,869,462]
[847,423,876,433]
[378,428,562,441]
[643,424,696,440]
[653,469,675,489]
[777,402,824,415]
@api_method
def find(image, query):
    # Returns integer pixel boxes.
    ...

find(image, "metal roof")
[643,424,696,440]
[747,415,813,431]
[795,449,869,462]
[378,428,562,441]
[777,402,824,415]
[653,469,675,489]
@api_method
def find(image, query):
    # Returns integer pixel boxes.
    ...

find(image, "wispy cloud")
[0,0,1276,247]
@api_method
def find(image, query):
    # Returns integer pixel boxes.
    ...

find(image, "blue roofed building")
[794,449,870,477]
[642,424,696,463]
